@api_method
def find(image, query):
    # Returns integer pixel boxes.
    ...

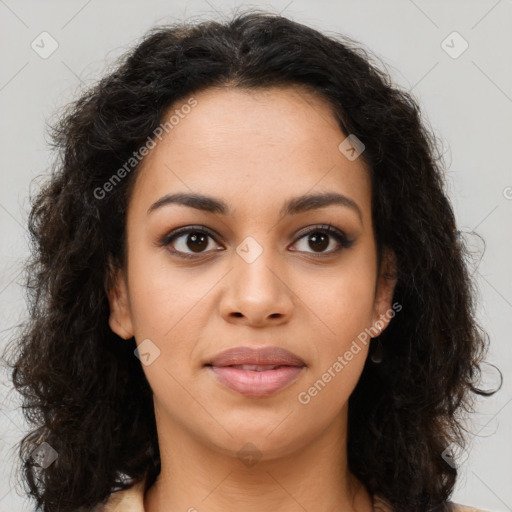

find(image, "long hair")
[4,9,500,512]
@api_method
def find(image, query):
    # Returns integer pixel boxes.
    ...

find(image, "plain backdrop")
[0,1,511,511]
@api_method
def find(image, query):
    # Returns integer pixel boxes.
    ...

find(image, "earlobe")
[107,266,134,340]
[371,248,398,335]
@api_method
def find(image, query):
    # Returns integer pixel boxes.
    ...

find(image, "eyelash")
[159,224,354,260]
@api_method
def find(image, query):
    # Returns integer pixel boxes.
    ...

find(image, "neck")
[144,400,373,512]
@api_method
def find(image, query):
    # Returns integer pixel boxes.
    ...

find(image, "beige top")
[99,479,489,512]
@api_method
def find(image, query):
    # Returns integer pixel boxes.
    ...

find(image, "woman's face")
[108,85,396,461]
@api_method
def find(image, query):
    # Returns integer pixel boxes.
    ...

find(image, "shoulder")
[99,487,490,512]
[373,495,490,512]
[97,478,146,512]
[450,505,490,512]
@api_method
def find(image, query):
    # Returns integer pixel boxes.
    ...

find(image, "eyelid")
[158,225,222,260]
[159,223,354,259]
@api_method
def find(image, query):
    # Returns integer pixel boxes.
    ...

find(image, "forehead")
[129,85,372,222]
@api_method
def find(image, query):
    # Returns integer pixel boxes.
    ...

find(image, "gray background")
[1,0,511,511]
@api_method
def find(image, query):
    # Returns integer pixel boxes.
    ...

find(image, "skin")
[108,85,397,512]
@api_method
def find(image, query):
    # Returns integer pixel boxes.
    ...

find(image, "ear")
[106,263,134,340]
[370,247,398,336]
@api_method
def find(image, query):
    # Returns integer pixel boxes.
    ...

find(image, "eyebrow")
[147,191,363,223]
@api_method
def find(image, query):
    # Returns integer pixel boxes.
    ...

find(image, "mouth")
[206,365,305,397]
[216,364,294,371]
[204,346,306,397]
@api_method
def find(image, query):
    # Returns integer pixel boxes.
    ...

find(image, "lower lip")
[208,365,305,397]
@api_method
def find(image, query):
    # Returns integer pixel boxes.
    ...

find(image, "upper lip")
[206,346,306,367]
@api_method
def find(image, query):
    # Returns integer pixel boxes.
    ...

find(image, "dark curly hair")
[3,8,501,512]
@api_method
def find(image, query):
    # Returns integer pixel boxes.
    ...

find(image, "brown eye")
[159,223,353,261]
[163,227,221,259]
[159,226,224,258]
[181,231,210,253]
[291,224,353,256]
[305,232,330,252]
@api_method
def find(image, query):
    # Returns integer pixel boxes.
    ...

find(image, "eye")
[290,224,354,257]
[160,226,222,260]
[159,223,353,260]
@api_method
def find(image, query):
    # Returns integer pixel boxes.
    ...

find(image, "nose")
[219,241,294,327]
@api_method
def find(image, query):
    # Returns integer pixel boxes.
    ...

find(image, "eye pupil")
[309,232,329,252]
[187,232,208,253]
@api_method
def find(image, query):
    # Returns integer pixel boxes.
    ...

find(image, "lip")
[205,346,306,398]
[206,346,306,367]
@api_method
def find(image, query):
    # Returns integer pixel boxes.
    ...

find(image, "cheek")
[296,270,375,416]
[330,267,376,336]
[300,249,377,400]
[129,270,176,337]
[305,252,377,343]
[126,240,200,338]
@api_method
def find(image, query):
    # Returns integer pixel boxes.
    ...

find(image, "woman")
[8,9,498,512]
